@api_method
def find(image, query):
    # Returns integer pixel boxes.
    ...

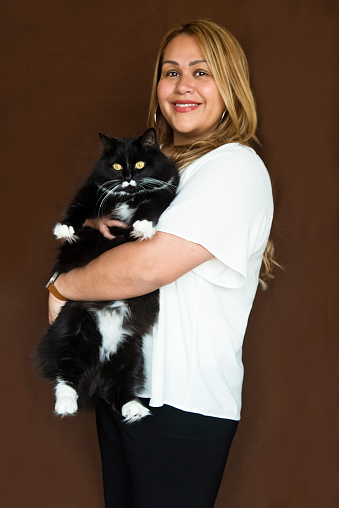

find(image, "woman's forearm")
[54,241,159,301]
[53,231,213,302]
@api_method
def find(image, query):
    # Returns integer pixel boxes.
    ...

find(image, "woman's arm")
[50,231,212,320]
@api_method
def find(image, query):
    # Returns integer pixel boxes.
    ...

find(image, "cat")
[36,128,179,422]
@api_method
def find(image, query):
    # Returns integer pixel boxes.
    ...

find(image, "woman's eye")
[113,163,122,171]
[166,71,179,77]
[135,161,145,169]
[195,70,208,77]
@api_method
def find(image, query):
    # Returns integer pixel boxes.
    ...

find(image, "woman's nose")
[175,73,195,94]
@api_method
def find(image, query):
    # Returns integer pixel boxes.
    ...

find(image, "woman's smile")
[171,100,202,113]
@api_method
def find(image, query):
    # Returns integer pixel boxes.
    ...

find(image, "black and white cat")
[36,128,179,422]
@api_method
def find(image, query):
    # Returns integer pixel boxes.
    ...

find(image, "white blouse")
[139,143,273,420]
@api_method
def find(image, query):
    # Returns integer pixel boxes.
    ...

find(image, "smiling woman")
[50,19,275,508]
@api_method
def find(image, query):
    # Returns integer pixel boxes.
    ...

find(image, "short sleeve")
[156,146,273,288]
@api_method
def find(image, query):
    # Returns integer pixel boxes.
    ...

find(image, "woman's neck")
[161,144,174,156]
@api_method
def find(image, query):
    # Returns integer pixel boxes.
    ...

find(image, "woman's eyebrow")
[162,59,207,67]
[162,60,179,66]
[189,59,207,66]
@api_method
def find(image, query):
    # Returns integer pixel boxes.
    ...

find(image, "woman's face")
[157,35,225,146]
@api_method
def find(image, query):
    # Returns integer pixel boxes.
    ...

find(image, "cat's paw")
[54,380,78,416]
[55,396,78,416]
[53,223,78,243]
[131,220,156,240]
[121,400,151,423]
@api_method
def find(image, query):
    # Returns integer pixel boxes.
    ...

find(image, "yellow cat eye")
[113,163,122,171]
[135,161,145,169]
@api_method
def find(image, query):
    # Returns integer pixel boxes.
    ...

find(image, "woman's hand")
[48,292,67,325]
[84,217,128,240]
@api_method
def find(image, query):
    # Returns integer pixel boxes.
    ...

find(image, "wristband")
[46,271,68,302]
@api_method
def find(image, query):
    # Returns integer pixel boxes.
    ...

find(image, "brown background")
[1,0,338,506]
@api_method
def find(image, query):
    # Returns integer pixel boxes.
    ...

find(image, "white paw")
[121,400,151,423]
[131,220,156,240]
[54,380,78,416]
[55,396,78,415]
[53,223,77,243]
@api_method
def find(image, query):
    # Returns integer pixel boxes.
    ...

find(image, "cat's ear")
[99,133,117,151]
[140,128,158,150]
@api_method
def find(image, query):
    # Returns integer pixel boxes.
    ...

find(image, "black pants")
[96,399,238,508]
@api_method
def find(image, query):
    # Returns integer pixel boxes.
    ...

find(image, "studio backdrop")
[1,1,337,506]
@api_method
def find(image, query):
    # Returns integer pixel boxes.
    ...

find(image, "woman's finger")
[98,223,116,239]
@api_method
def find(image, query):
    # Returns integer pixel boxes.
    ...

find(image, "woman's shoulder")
[200,143,264,167]
[181,142,269,187]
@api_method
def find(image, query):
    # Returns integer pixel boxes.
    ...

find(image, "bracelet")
[46,271,68,302]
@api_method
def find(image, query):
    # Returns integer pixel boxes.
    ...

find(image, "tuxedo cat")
[36,128,179,422]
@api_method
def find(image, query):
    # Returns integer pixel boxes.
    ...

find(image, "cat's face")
[94,129,175,197]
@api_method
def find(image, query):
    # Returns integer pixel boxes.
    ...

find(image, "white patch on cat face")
[95,304,129,362]
[121,180,136,188]
[54,378,78,415]
[114,203,136,223]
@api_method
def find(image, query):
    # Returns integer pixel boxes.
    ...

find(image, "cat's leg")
[121,328,153,422]
[130,201,160,240]
[53,179,98,242]
[37,302,102,415]
[100,332,151,423]
[130,192,175,240]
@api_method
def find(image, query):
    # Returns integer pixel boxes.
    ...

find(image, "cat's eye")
[135,161,145,169]
[113,163,122,171]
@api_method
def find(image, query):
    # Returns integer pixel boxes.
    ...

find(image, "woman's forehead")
[162,35,206,66]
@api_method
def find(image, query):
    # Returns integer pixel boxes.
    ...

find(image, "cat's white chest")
[114,203,136,223]
[94,302,129,361]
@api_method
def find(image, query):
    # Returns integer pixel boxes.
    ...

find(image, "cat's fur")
[36,128,179,422]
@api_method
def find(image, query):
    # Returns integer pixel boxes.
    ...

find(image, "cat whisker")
[97,180,118,194]
[139,177,163,185]
[99,182,122,195]
[140,177,177,188]
[95,184,123,216]
[139,180,177,195]
[97,189,118,215]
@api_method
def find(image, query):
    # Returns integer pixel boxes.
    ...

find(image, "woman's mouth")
[171,102,201,113]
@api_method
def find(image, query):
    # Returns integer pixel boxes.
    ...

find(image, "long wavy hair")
[147,19,278,285]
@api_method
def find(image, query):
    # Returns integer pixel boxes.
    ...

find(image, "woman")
[48,20,274,508]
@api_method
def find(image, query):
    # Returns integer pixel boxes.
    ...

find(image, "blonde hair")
[147,19,277,285]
